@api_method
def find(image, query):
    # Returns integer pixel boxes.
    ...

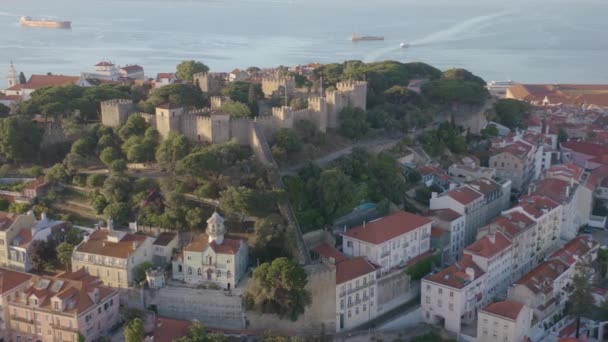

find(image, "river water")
[1,0,607,84]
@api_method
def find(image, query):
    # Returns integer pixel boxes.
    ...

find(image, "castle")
[100,77,367,163]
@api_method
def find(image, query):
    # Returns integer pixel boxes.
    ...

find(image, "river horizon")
[1,0,607,85]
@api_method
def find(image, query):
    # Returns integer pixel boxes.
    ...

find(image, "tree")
[253,214,288,262]
[99,147,122,167]
[317,168,363,221]
[0,103,10,118]
[186,207,204,230]
[441,68,486,86]
[123,318,145,342]
[598,248,608,279]
[133,261,153,283]
[384,86,421,105]
[103,172,132,203]
[220,81,261,103]
[45,163,70,184]
[0,116,43,162]
[480,125,499,139]
[139,83,206,113]
[29,240,55,272]
[175,321,227,342]
[338,107,369,139]
[273,129,302,153]
[176,60,209,81]
[568,262,596,338]
[118,114,148,141]
[244,257,311,321]
[102,202,130,225]
[219,186,284,218]
[56,242,75,270]
[494,99,530,129]
[422,79,487,106]
[405,255,436,280]
[86,174,106,188]
[219,101,251,118]
[156,132,190,172]
[19,72,27,85]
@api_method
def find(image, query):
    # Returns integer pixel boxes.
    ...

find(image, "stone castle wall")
[193,72,225,96]
[100,99,135,128]
[262,76,296,98]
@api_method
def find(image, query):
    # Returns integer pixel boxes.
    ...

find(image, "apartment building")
[152,232,179,266]
[172,212,248,290]
[430,178,511,245]
[427,209,466,264]
[7,269,119,342]
[335,256,379,332]
[516,196,562,261]
[72,227,154,288]
[421,255,486,334]
[477,300,533,342]
[0,268,32,342]
[463,231,513,303]
[341,211,432,274]
[480,211,537,281]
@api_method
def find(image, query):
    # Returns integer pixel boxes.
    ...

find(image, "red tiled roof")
[416,165,443,177]
[428,209,462,222]
[447,186,483,205]
[549,235,598,266]
[529,178,571,204]
[16,229,33,248]
[518,196,560,218]
[546,163,584,181]
[425,254,485,289]
[0,267,32,294]
[431,226,445,238]
[153,232,177,247]
[514,259,569,294]
[153,316,192,341]
[336,257,378,285]
[75,229,149,259]
[311,244,347,263]
[481,300,525,320]
[466,178,500,196]
[342,211,432,245]
[464,231,511,259]
[496,141,533,160]
[8,75,80,91]
[184,233,244,255]
[492,211,535,238]
[561,141,608,160]
[156,72,175,81]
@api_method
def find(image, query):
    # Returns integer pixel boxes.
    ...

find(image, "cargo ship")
[351,33,384,42]
[19,16,71,29]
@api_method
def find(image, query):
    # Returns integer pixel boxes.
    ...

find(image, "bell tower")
[206,211,225,245]
[7,61,18,88]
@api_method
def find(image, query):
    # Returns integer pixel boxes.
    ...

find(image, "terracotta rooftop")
[508,83,608,107]
[518,196,560,218]
[153,316,192,341]
[464,231,511,259]
[466,178,500,196]
[447,186,483,205]
[153,232,177,247]
[546,163,584,181]
[549,235,598,266]
[416,165,444,177]
[156,72,175,81]
[428,209,462,222]
[561,141,608,161]
[336,257,378,285]
[514,259,569,294]
[492,211,535,238]
[0,268,32,294]
[14,269,117,315]
[184,233,243,255]
[481,300,525,321]
[529,178,572,204]
[120,65,143,73]
[311,243,347,263]
[425,254,485,289]
[75,229,149,259]
[95,61,114,67]
[7,74,80,91]
[496,141,533,160]
[342,211,432,245]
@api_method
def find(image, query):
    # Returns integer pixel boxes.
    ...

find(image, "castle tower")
[206,211,225,245]
[100,99,135,127]
[210,112,231,143]
[7,61,18,88]
[155,104,184,139]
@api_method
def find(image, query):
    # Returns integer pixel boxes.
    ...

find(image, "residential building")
[422,255,486,334]
[84,61,121,81]
[560,141,608,171]
[71,225,154,288]
[0,268,32,342]
[507,259,571,322]
[4,74,90,100]
[172,212,248,290]
[152,232,179,267]
[548,235,599,275]
[448,163,496,183]
[0,212,35,268]
[427,209,466,264]
[155,73,178,88]
[119,65,145,80]
[513,195,562,261]
[228,69,250,82]
[335,256,379,332]
[430,178,511,245]
[477,300,533,342]
[480,211,537,281]
[341,211,432,274]
[416,164,449,188]
[463,231,513,303]
[490,139,538,192]
[506,84,608,108]
[7,269,119,342]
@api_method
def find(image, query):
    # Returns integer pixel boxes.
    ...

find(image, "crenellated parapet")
[262,75,296,98]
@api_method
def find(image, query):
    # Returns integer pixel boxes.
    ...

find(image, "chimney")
[465,267,475,280]
[83,233,90,242]
[488,233,496,244]
[565,185,570,198]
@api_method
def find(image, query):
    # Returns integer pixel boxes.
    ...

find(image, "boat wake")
[363,10,512,63]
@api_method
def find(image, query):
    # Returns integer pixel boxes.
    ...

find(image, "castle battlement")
[336,80,367,92]
[101,98,133,106]
[262,75,295,83]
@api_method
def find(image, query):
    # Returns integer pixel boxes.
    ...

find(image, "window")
[340,300,344,309]
[438,288,442,294]
[197,268,202,276]
[227,271,232,278]
[437,300,442,308]
[217,270,221,277]
[348,310,351,318]
[355,307,359,315]
[346,240,353,248]
[208,256,213,264]
[370,287,374,297]
[363,304,367,311]
[449,291,453,298]
[425,296,430,304]
[188,267,192,275]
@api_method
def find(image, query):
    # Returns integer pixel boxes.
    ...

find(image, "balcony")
[50,322,79,333]
[10,315,33,324]
[380,251,390,258]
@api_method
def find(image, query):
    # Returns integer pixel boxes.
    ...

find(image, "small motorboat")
[400,42,410,48]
